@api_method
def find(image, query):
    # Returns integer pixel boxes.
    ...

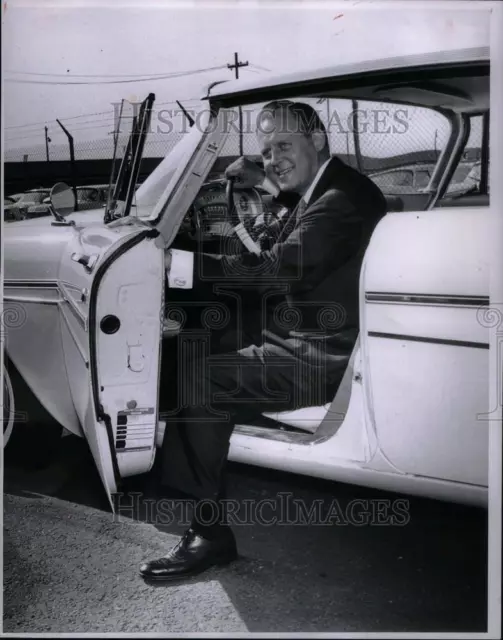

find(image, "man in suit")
[140,100,386,581]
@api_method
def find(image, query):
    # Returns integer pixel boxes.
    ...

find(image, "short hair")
[257,100,328,146]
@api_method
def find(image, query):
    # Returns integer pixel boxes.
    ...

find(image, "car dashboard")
[172,179,276,254]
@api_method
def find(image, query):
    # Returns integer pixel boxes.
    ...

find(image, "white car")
[3,189,51,221]
[2,46,492,509]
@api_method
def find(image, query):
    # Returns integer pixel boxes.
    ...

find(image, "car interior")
[156,63,489,441]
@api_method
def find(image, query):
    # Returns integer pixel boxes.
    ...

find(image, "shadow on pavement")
[3,434,489,632]
[124,459,489,633]
[3,434,111,512]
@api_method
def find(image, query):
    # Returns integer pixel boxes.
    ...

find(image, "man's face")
[257,110,322,195]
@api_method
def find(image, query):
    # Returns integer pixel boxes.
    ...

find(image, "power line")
[5,107,202,142]
[5,65,229,85]
[249,63,272,72]
[5,54,260,150]
[5,69,217,79]
[5,109,113,130]
[5,121,115,142]
[156,98,201,107]
[5,59,259,132]
[6,63,268,78]
[5,98,201,132]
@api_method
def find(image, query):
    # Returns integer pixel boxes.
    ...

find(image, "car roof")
[207,46,489,101]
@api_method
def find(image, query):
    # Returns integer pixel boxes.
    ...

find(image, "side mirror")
[50,182,76,217]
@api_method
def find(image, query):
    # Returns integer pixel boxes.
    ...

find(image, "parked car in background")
[369,160,480,196]
[3,189,51,221]
[3,196,21,222]
[25,184,113,219]
[369,163,435,194]
[446,160,484,196]
[75,184,111,210]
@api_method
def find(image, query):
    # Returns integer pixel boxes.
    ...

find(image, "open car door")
[58,94,163,508]
[58,226,164,508]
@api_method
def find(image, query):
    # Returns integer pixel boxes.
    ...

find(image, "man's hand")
[225,156,265,188]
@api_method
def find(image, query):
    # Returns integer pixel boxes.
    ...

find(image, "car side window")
[349,100,450,209]
[441,114,488,203]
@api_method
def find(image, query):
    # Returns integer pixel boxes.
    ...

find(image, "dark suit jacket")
[195,156,387,354]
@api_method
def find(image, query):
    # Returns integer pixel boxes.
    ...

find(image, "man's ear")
[311,131,326,153]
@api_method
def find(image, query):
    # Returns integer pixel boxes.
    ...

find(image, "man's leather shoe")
[139,527,237,581]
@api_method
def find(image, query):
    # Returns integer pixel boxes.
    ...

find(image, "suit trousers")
[160,331,353,503]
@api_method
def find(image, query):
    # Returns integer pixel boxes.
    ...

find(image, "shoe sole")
[140,551,238,582]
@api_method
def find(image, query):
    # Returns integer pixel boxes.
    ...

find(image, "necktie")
[296,197,308,217]
[277,197,307,243]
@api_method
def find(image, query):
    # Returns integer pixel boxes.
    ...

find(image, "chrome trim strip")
[2,294,60,306]
[3,280,59,289]
[4,281,60,306]
[4,281,87,328]
[59,280,86,293]
[365,292,489,307]
[368,330,489,349]
[59,283,87,330]
[59,298,86,331]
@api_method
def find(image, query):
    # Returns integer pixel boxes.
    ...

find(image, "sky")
[2,0,492,161]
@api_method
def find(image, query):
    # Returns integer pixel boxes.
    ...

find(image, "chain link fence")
[5,99,482,194]
[5,116,189,163]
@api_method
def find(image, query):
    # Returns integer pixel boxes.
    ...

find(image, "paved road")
[3,435,487,633]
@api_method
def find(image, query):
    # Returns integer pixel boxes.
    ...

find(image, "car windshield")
[132,111,209,218]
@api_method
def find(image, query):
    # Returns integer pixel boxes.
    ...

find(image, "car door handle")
[71,252,99,272]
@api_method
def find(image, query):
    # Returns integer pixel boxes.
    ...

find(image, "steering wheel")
[225,178,261,255]
[186,206,203,241]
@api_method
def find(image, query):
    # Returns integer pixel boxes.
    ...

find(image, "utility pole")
[56,119,78,211]
[227,52,248,156]
[45,126,51,162]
